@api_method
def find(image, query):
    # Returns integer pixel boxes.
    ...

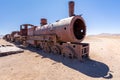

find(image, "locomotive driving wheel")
[43,42,51,53]
[61,46,75,59]
[39,42,44,50]
[23,41,28,47]
[51,45,61,54]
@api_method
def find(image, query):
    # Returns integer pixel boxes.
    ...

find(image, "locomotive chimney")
[69,1,75,17]
[40,18,47,26]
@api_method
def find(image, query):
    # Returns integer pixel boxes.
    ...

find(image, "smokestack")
[40,18,47,26]
[69,1,75,17]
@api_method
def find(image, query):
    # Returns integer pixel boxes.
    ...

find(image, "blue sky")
[0,0,120,35]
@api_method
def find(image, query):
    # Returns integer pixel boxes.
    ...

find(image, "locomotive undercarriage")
[26,34,89,60]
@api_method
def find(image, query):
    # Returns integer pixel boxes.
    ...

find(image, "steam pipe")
[69,1,75,17]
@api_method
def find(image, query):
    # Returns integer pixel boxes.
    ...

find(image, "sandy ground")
[0,35,120,80]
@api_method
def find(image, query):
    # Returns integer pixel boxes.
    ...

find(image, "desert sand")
[0,35,120,80]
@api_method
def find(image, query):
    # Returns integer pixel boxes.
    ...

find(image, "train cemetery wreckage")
[0,44,24,57]
[3,1,89,61]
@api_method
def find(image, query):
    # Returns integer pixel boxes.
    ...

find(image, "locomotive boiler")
[34,16,86,43]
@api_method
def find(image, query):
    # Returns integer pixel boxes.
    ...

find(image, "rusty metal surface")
[34,16,86,43]
[28,26,36,36]
[20,24,34,36]
[11,31,20,37]
[40,18,47,26]
[3,34,10,40]
[69,1,75,17]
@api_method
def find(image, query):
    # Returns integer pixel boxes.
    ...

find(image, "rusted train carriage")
[20,24,34,44]
[10,31,20,42]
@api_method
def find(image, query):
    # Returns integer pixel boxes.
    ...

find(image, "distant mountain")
[0,35,4,38]
[98,33,120,36]
[88,33,120,37]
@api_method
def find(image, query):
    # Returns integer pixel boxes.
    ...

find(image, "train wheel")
[61,46,75,59]
[23,41,27,46]
[43,46,51,53]
[51,45,61,54]
[43,42,51,53]
[39,42,44,50]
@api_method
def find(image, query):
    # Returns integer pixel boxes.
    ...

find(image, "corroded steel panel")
[34,16,86,43]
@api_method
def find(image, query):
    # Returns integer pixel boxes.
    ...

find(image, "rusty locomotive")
[3,1,89,60]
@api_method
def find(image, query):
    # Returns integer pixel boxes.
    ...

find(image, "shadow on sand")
[19,45,113,79]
